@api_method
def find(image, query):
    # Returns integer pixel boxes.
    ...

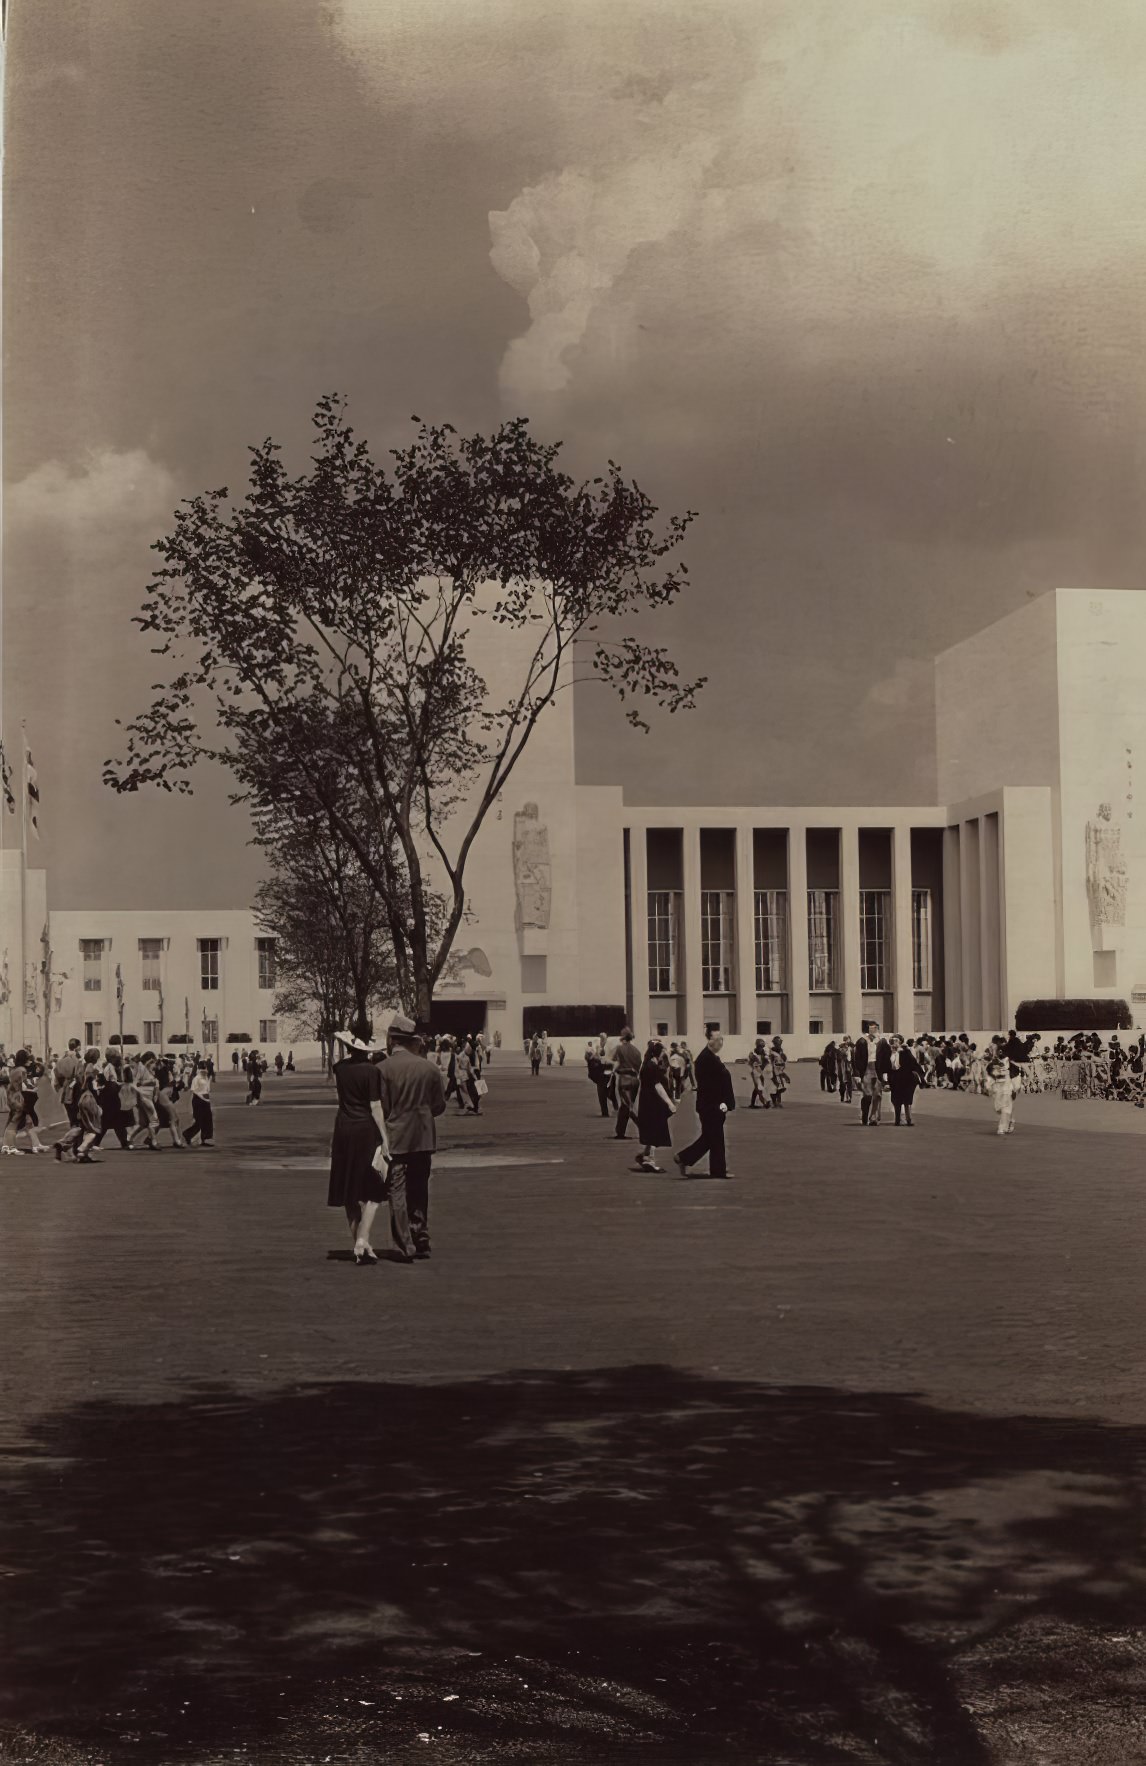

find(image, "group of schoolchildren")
[0,1040,217,1163]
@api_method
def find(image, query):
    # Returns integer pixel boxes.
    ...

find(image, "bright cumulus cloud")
[7,449,179,548]
[334,0,1146,404]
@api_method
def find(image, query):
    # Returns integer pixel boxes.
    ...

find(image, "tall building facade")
[1,589,1143,1061]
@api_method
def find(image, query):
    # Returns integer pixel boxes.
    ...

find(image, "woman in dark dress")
[634,1039,676,1173]
[327,1034,390,1263]
[888,1034,921,1126]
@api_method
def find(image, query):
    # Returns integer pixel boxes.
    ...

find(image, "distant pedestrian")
[2,1050,47,1156]
[819,1040,838,1092]
[837,1036,854,1103]
[246,1052,263,1106]
[748,1040,769,1109]
[586,1045,611,1118]
[634,1040,675,1173]
[55,1072,103,1164]
[286,1050,295,1072]
[53,1039,84,1128]
[557,1043,566,1066]
[612,1027,641,1141]
[768,1037,789,1109]
[129,1053,162,1150]
[888,1034,921,1126]
[676,1031,736,1180]
[155,1054,187,1148]
[545,1040,553,1066]
[232,1049,241,1074]
[529,1035,543,1077]
[275,1051,284,1077]
[184,1061,215,1146]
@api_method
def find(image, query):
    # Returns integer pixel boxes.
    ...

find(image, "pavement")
[1,1060,1145,1764]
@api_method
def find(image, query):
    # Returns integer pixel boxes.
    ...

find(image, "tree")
[253,811,405,1060]
[106,398,703,1022]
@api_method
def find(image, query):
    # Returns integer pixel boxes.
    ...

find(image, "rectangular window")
[259,1018,278,1043]
[256,937,277,991]
[647,890,681,993]
[754,890,788,992]
[84,1021,102,1047]
[202,1018,218,1044]
[80,938,103,993]
[859,890,890,991]
[807,890,839,991]
[700,889,734,993]
[756,1019,772,1035]
[143,1020,162,1044]
[199,938,220,991]
[139,937,163,991]
[912,888,932,990]
[809,1017,824,1036]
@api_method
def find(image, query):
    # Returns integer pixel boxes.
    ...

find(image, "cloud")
[6,449,179,554]
[863,657,934,714]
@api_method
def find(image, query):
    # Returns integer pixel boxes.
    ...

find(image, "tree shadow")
[2,1368,1144,1762]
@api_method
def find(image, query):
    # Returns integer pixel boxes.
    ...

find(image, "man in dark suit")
[378,1015,447,1260]
[674,1030,736,1179]
[854,1021,893,1126]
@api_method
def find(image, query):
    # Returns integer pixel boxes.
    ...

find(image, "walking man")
[675,1030,736,1179]
[378,1014,447,1260]
[612,1026,641,1140]
[854,1023,891,1126]
[53,1038,84,1128]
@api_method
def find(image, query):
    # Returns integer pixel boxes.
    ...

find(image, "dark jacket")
[874,1038,894,1082]
[694,1045,736,1114]
[888,1047,921,1098]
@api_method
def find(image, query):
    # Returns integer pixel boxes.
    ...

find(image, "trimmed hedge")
[1015,998,1133,1032]
[522,1004,628,1039]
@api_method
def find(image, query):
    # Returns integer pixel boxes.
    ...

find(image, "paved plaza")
[1,1061,1145,1764]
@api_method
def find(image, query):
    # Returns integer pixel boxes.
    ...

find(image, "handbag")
[475,1076,489,1097]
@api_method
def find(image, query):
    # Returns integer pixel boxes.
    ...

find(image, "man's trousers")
[679,1106,728,1178]
[387,1151,432,1255]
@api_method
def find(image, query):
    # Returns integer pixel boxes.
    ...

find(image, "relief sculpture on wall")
[1086,803,1128,934]
[513,803,552,930]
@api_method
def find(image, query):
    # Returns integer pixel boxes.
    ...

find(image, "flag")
[23,731,40,840]
[116,964,124,1006]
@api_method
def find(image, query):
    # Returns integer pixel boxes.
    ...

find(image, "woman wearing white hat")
[327,1031,390,1264]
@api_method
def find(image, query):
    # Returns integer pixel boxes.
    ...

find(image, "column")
[786,825,809,1039]
[682,824,704,1041]
[942,826,963,1029]
[979,813,1001,1030]
[839,825,862,1034]
[959,819,982,1028]
[734,824,757,1041]
[628,825,650,1044]
[891,824,915,1035]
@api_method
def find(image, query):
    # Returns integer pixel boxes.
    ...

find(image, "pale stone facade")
[1,588,1143,1062]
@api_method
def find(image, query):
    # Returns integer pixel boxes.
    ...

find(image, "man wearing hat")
[378,1015,447,1260]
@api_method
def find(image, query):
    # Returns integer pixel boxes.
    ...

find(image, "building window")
[647,890,680,993]
[202,1018,218,1044]
[809,1017,824,1036]
[807,890,839,991]
[199,938,220,991]
[259,1019,278,1043]
[756,1019,772,1035]
[83,1021,102,1047]
[256,937,277,991]
[143,1020,162,1044]
[139,938,163,991]
[859,890,890,991]
[754,890,787,991]
[700,889,734,992]
[80,939,103,993]
[655,1020,669,1037]
[912,888,932,990]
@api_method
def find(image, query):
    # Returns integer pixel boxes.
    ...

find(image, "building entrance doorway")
[430,1000,489,1041]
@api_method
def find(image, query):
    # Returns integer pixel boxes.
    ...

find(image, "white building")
[1,588,1144,1062]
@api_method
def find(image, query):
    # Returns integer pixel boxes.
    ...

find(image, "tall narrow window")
[80,939,103,993]
[256,937,277,991]
[859,890,890,991]
[202,1018,219,1044]
[807,890,839,991]
[754,890,788,992]
[259,1018,278,1043]
[700,890,734,992]
[199,938,220,991]
[912,888,932,990]
[139,938,162,992]
[143,1019,162,1045]
[647,890,680,993]
[84,1021,103,1047]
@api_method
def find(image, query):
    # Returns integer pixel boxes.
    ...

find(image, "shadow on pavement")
[1,1367,1143,1763]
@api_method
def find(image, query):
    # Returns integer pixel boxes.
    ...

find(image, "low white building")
[1,588,1144,1063]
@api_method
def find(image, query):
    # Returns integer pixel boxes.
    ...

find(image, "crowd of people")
[0,1040,226,1161]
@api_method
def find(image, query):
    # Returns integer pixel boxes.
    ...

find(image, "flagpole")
[19,723,28,1051]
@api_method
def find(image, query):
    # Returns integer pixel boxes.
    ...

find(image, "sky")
[4,0,1146,908]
